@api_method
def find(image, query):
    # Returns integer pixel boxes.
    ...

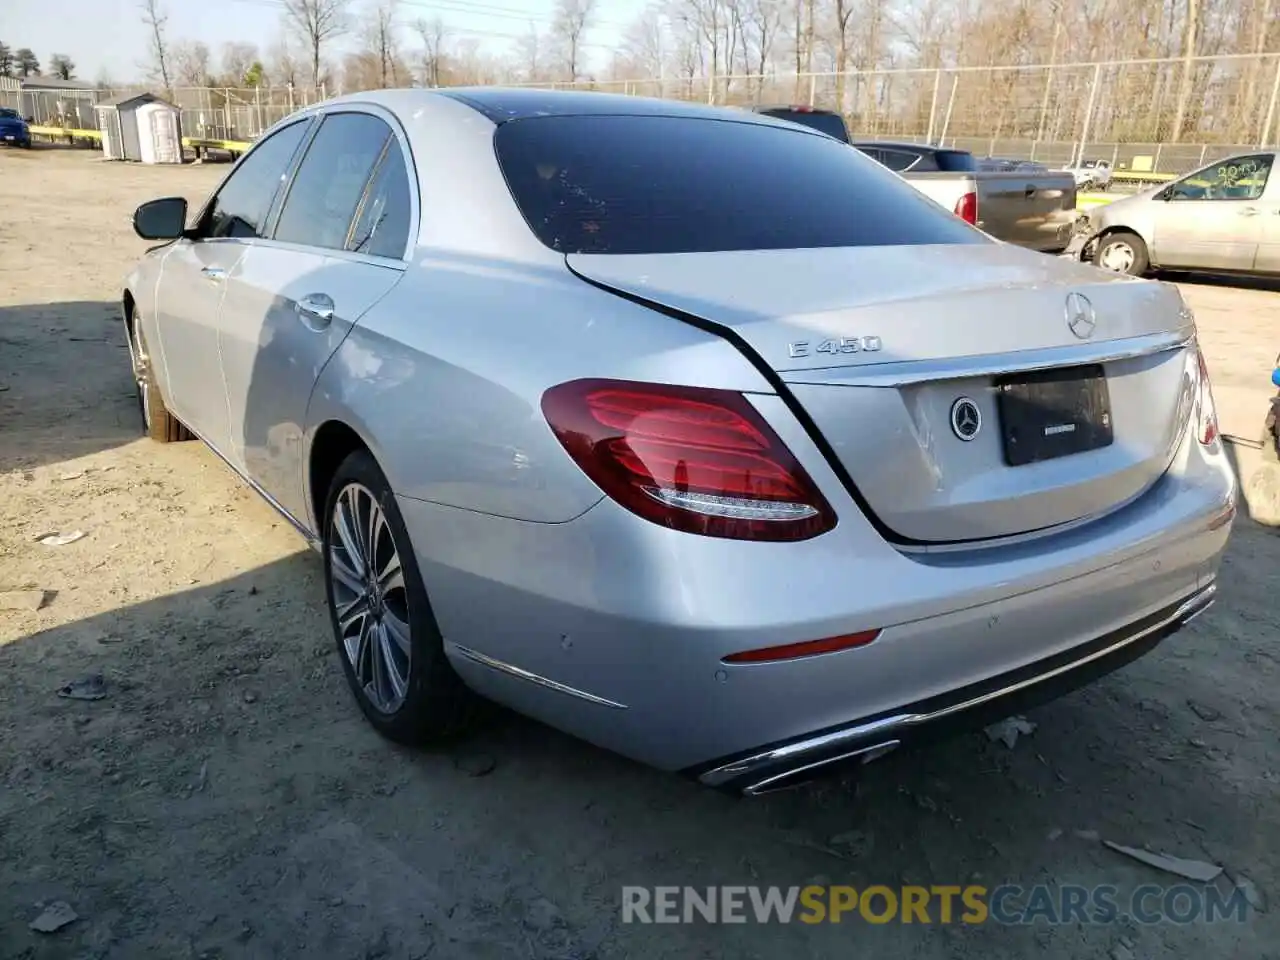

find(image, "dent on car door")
[217,110,412,524]
[153,118,312,454]
[1150,154,1270,270]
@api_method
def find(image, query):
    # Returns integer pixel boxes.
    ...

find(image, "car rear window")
[493,115,985,256]
[934,150,977,172]
[0,108,20,119]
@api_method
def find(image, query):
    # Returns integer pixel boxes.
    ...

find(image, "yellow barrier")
[29,125,251,154]
[1111,170,1175,183]
[1077,193,1115,209]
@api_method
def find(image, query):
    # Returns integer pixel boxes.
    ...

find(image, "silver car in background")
[1084,150,1279,276]
[123,89,1235,795]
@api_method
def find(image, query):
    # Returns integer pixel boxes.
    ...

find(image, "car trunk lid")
[567,244,1197,544]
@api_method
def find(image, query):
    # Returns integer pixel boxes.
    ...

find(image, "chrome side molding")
[448,642,628,710]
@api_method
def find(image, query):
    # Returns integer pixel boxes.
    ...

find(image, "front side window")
[495,115,985,256]
[274,112,393,251]
[1168,154,1273,202]
[205,119,310,239]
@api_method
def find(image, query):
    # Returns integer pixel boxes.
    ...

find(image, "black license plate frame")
[995,363,1114,467]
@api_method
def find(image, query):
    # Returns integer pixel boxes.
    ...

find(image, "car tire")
[1094,231,1149,276]
[322,448,477,744]
[127,315,193,443]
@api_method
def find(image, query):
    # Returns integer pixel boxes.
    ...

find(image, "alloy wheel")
[328,482,413,713]
[128,322,152,429]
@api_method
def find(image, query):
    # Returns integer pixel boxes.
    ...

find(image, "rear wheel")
[1094,231,1149,276]
[127,315,192,442]
[322,449,476,744]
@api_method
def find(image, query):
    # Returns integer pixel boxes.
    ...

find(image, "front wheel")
[323,449,476,744]
[127,315,192,442]
[1094,231,1149,276]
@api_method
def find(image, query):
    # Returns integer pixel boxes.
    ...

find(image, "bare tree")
[220,41,261,86]
[414,16,448,87]
[139,0,172,95]
[365,0,400,88]
[267,36,303,88]
[171,40,211,86]
[281,0,349,88]
[615,8,667,82]
[831,0,854,115]
[551,0,596,81]
[744,0,782,100]
[514,23,543,82]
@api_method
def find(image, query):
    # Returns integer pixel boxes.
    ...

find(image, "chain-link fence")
[520,53,1280,176]
[4,52,1278,174]
[0,80,327,143]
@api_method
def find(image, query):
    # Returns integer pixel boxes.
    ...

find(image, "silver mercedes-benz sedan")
[122,88,1236,795]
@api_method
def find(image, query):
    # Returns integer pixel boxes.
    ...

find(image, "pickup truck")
[751,105,1078,253]
[1063,158,1112,191]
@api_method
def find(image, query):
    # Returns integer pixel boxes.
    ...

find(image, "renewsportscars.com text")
[621,884,1251,925]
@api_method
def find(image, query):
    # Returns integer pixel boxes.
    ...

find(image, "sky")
[1,0,646,83]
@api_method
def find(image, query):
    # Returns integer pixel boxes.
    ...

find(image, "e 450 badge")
[787,336,883,360]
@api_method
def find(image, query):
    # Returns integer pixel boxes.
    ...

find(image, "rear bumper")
[693,582,1216,794]
[399,385,1235,781]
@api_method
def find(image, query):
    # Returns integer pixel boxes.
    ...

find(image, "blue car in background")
[0,108,32,148]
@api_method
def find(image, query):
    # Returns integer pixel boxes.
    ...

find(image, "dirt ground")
[2,147,1279,960]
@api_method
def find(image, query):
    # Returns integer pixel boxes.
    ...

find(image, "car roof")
[323,86,800,130]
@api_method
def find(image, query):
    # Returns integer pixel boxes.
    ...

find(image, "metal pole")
[1260,54,1280,148]
[938,72,958,146]
[808,72,817,107]
[1073,62,1102,168]
[925,68,941,144]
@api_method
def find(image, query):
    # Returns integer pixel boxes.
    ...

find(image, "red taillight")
[541,379,837,541]
[1196,347,1219,446]
[954,191,977,224]
[722,630,881,664]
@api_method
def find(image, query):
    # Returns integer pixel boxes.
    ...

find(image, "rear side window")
[275,112,393,251]
[207,119,310,239]
[495,116,984,256]
[878,149,919,172]
[934,150,977,172]
[349,142,413,258]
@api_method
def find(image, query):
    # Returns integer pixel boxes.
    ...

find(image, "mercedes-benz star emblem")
[1065,291,1097,340]
[950,397,982,441]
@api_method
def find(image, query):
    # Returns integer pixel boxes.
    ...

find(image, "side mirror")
[133,197,188,240]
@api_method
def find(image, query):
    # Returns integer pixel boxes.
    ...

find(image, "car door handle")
[1239,207,1261,217]
[296,293,335,325]
[201,266,227,282]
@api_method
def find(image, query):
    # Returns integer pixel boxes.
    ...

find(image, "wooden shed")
[95,92,183,163]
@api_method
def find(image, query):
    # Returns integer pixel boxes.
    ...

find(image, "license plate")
[995,363,1113,467]
[3,136,14,141]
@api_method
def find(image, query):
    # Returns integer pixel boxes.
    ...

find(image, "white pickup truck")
[1064,158,1113,191]
[752,106,1079,254]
